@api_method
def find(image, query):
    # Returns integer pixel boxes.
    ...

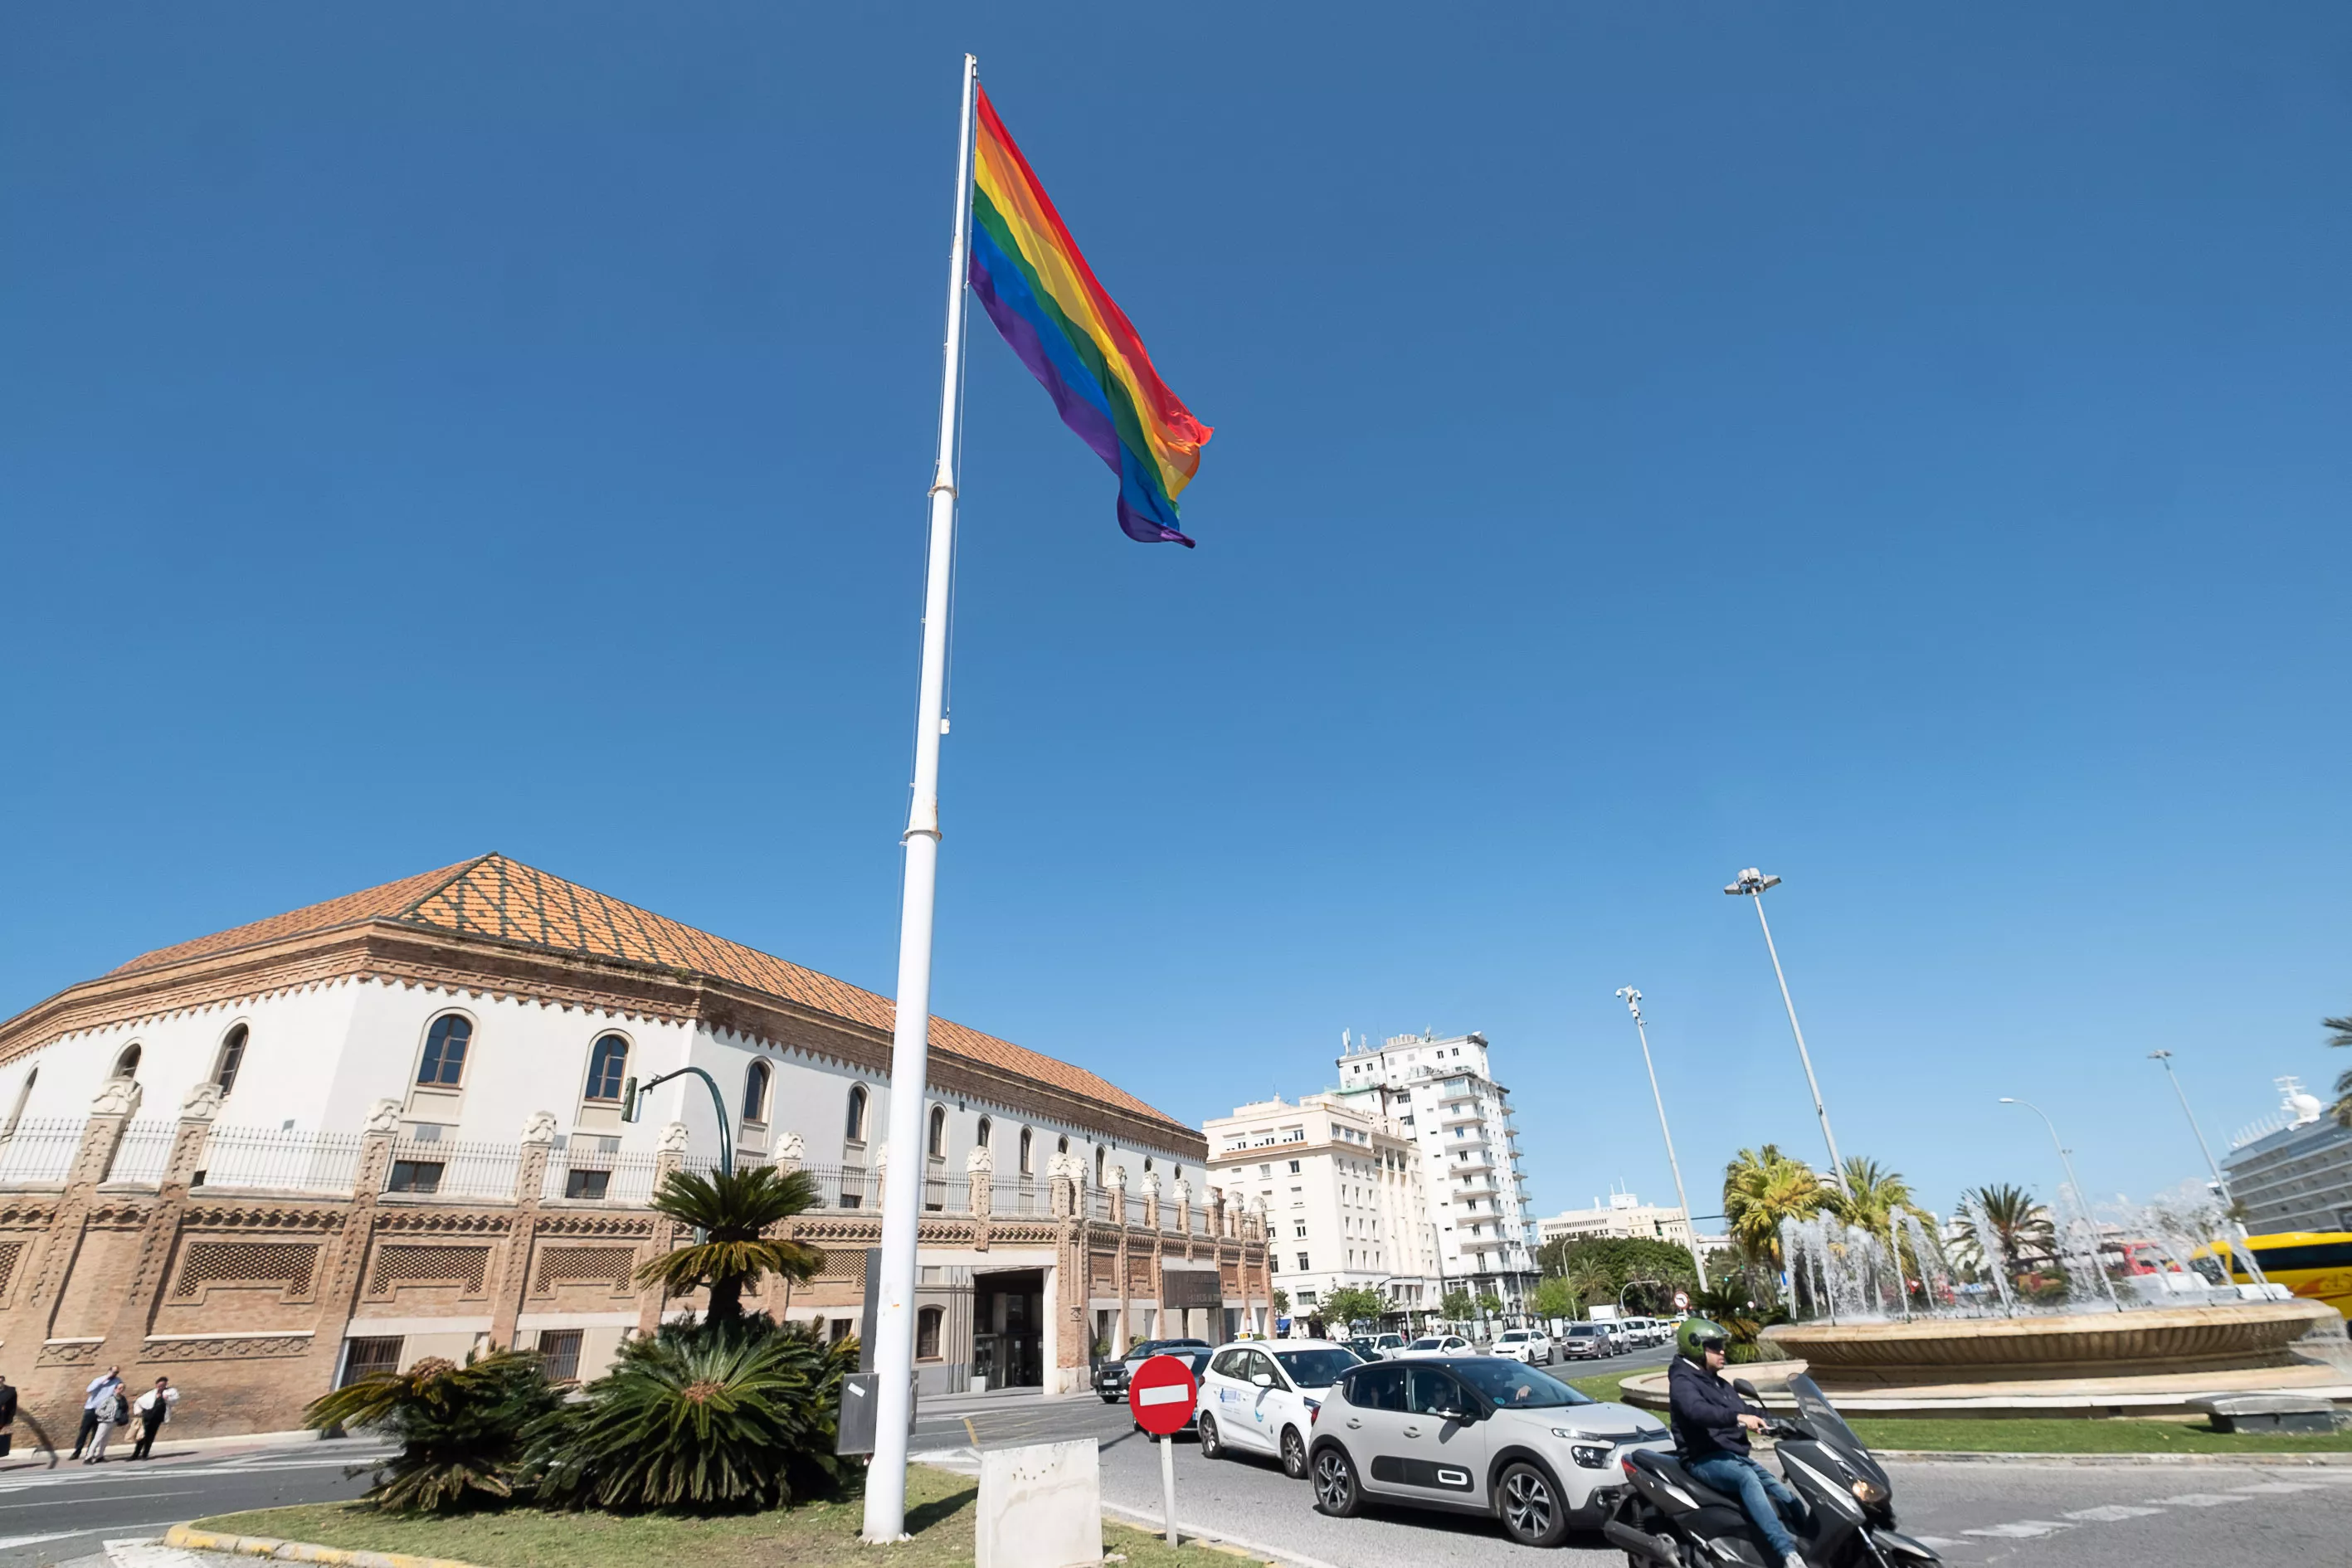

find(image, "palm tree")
[2325,1014,2352,1127]
[304,1347,559,1512]
[1561,1257,1614,1310]
[1950,1183,2053,1274]
[1826,1157,1926,1232]
[637,1164,825,1326]
[1722,1144,1829,1269]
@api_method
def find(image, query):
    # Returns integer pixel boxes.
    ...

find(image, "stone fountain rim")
[1760,1299,2325,1346]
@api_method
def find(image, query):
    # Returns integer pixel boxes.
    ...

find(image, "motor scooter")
[1603,1373,1941,1567]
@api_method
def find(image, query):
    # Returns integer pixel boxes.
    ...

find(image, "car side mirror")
[1732,1379,1760,1400]
[1251,1373,1273,1388]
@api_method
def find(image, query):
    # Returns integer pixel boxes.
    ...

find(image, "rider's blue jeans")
[1688,1452,1804,1561]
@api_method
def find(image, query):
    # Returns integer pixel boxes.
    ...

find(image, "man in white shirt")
[71,1367,122,1460]
[130,1377,178,1461]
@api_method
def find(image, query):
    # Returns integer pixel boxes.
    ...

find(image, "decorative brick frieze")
[141,1331,314,1361]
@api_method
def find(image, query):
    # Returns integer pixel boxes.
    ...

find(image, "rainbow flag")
[969,86,1212,547]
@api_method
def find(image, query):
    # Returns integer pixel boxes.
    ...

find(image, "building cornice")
[0,920,1202,1158]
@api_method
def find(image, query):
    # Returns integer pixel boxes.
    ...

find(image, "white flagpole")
[863,50,979,1546]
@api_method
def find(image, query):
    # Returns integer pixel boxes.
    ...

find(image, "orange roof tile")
[113,854,1187,1137]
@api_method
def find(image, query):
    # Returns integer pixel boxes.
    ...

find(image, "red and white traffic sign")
[1673,1290,1690,1312]
[1128,1353,1199,1437]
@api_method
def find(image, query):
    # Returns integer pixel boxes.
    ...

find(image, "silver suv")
[1306,1356,1672,1546]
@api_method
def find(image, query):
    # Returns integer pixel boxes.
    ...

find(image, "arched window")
[845,1085,869,1143]
[1056,1134,1069,1156]
[1018,1127,1033,1175]
[111,1044,142,1081]
[213,1025,249,1097]
[916,1306,943,1361]
[976,1116,992,1149]
[927,1104,947,1158]
[1093,1147,1105,1186]
[742,1060,772,1124]
[582,1034,630,1103]
[417,1016,470,1087]
[1143,1156,1154,1173]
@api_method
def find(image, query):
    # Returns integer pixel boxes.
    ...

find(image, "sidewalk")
[919,1381,1081,1417]
[1,1428,362,1476]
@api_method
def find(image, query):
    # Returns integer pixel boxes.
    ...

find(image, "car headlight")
[1567,1444,1611,1469]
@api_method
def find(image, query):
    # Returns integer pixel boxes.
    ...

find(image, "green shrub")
[304,1348,560,1512]
[531,1317,854,1512]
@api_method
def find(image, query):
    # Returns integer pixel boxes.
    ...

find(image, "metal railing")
[382,1137,522,1201]
[542,1146,664,1205]
[103,1119,180,1185]
[192,1124,364,1195]
[0,1118,87,1187]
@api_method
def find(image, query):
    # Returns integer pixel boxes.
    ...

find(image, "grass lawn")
[195,1463,1253,1568]
[1848,1417,2352,1455]
[1564,1367,1639,1405]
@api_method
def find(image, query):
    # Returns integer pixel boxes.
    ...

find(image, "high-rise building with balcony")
[1332,1030,1537,1315]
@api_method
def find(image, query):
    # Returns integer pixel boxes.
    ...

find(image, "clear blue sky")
[6,4,2347,1225]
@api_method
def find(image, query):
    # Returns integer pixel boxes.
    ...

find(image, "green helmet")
[1677,1317,1731,1362]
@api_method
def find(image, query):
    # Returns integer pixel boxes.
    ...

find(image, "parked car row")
[1173,1337,1675,1549]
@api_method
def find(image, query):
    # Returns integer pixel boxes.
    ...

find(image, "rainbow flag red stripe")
[968,85,1211,546]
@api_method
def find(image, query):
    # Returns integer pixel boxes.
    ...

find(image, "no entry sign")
[1128,1354,1199,1437]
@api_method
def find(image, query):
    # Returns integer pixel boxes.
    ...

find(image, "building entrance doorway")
[971,1268,1045,1390]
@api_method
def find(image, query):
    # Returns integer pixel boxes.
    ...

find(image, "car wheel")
[1312,1444,1362,1517]
[1198,1415,1225,1460]
[1496,1460,1570,1547]
[1281,1426,1308,1479]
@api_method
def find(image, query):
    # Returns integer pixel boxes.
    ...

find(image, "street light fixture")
[1999,1096,2121,1311]
[1616,987,1709,1283]
[1723,868,1845,1185]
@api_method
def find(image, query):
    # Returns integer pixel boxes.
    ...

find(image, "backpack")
[111,1392,130,1424]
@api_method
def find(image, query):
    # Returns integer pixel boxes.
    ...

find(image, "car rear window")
[1407,1337,1444,1351]
[1273,1348,1361,1387]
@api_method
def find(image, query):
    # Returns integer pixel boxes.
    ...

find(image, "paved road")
[0,1443,385,1568]
[919,1375,2352,1568]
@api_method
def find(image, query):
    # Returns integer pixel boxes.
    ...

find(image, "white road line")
[0,1531,78,1550]
[2060,1505,2165,1522]
[2229,1481,2327,1494]
[0,1488,203,1512]
[2145,1493,2248,1507]
[1962,1521,2074,1539]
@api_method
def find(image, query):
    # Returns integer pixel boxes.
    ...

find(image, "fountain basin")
[1760,1299,2336,1384]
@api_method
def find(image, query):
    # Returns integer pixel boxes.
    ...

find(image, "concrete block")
[2186,1394,2349,1434]
[976,1439,1102,1568]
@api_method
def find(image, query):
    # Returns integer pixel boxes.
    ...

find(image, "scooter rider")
[1668,1318,1813,1568]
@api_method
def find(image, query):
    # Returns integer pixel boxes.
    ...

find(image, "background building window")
[417,1016,470,1087]
[976,1116,991,1149]
[742,1061,772,1124]
[927,1105,947,1158]
[1018,1127,1032,1174]
[537,1328,584,1382]
[582,1035,629,1102]
[564,1167,611,1200]
[845,1085,869,1143]
[1094,1147,1105,1185]
[110,1044,142,1081]
[340,1337,404,1387]
[212,1025,248,1096]
[916,1306,943,1361]
[387,1160,445,1195]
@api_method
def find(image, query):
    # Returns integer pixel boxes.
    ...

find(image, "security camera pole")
[1615,987,1708,1282]
[1724,869,1845,1186]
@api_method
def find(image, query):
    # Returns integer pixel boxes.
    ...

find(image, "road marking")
[1098,1497,1343,1568]
[2061,1505,2166,1522]
[0,1531,78,1550]
[1963,1521,2073,1538]
[964,1417,981,1446]
[2230,1481,2326,1494]
[0,1487,204,1512]
[2145,1493,2247,1507]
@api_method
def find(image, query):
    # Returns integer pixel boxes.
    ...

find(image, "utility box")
[976,1439,1102,1568]
[835,1371,918,1457]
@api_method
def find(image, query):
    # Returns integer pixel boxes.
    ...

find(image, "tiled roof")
[112,854,1186,1135]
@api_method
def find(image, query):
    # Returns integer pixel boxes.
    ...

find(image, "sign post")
[1127,1354,1199,1546]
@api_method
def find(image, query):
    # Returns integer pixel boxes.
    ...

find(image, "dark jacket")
[1668,1356,1751,1458]
[0,1385,15,1425]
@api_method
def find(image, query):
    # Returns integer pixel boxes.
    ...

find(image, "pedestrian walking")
[0,1372,17,1458]
[85,1381,129,1463]
[129,1377,177,1461]
[71,1366,122,1460]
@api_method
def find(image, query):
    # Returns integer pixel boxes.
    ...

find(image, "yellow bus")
[2213,1232,2352,1324]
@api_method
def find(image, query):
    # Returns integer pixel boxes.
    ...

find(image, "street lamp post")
[1724,869,1846,1186]
[1999,1096,2121,1311]
[2146,1051,2270,1288]
[1616,987,1709,1283]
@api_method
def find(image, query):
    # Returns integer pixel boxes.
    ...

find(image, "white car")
[1395,1333,1475,1358]
[1196,1339,1364,1478]
[1492,1327,1553,1365]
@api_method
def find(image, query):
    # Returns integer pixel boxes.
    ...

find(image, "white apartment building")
[1538,1190,1697,1250]
[1205,1093,1438,1325]
[1332,1030,1538,1314]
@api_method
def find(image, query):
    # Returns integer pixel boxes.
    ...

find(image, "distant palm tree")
[2325,1014,2352,1128]
[1827,1157,1928,1232]
[1950,1183,2053,1275]
[1723,1144,1830,1269]
[637,1165,825,1326]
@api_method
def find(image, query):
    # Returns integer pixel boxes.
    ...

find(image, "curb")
[163,1524,482,1568]
[1877,1449,2352,1468]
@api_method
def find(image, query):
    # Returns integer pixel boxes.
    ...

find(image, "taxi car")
[1195,1339,1363,1478]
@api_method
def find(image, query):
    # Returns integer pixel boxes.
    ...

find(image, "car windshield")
[1407,1338,1444,1351]
[1450,1360,1594,1408]
[1500,1332,1527,1342]
[1274,1348,1362,1386]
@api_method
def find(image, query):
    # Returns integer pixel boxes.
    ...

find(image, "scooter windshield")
[1787,1374,1887,1487]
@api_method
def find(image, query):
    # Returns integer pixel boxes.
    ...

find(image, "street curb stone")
[163,1526,480,1568]
[1878,1449,2352,1467]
